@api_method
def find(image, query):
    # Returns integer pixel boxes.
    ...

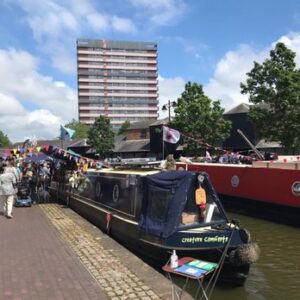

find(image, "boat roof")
[177,162,251,168]
[87,168,160,176]
[177,161,300,170]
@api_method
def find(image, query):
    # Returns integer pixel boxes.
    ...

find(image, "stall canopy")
[24,153,53,163]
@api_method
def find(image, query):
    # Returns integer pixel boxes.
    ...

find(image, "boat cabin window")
[179,175,226,227]
[148,186,172,221]
[180,201,224,227]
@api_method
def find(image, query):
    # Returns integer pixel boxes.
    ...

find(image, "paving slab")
[0,204,193,299]
[0,205,108,300]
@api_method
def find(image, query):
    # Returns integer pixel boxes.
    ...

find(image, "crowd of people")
[0,157,53,219]
[192,149,278,164]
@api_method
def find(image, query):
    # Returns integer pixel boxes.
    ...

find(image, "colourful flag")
[60,125,75,140]
[163,126,180,144]
[31,136,37,147]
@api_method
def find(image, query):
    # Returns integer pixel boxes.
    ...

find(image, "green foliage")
[0,129,11,147]
[87,115,115,158]
[65,119,89,139]
[118,120,131,135]
[241,42,300,153]
[155,127,162,134]
[171,82,231,155]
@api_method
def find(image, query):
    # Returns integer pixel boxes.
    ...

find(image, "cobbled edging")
[40,204,161,300]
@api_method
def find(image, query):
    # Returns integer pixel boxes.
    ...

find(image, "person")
[5,159,18,181]
[69,171,79,189]
[15,161,22,181]
[205,150,212,162]
[0,162,17,218]
[26,164,38,203]
[165,154,176,171]
[38,162,51,189]
[219,152,229,164]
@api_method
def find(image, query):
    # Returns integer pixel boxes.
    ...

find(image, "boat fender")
[195,175,207,217]
[106,212,112,233]
[229,243,260,266]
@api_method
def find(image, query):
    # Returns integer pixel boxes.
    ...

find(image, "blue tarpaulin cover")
[139,170,226,238]
[139,171,197,238]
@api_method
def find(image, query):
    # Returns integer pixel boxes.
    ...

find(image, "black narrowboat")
[51,167,259,286]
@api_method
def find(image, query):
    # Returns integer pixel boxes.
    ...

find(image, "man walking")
[0,162,17,219]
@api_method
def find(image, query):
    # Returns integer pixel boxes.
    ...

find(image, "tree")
[0,129,11,147]
[87,115,115,158]
[171,82,231,155]
[118,120,131,135]
[241,42,300,154]
[65,119,89,139]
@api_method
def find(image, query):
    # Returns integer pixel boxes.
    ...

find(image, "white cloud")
[0,48,77,119]
[87,12,110,31]
[87,13,137,34]
[28,11,78,41]
[0,48,76,142]
[204,45,258,109]
[52,51,76,74]
[128,0,186,26]
[0,109,62,142]
[204,33,300,110]
[111,15,137,33]
[277,32,300,66]
[0,92,26,116]
[9,0,138,74]
[158,75,185,119]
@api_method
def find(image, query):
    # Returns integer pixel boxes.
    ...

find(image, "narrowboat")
[50,165,259,286]
[177,159,300,226]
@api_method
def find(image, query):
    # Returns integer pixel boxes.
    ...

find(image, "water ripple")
[211,213,300,300]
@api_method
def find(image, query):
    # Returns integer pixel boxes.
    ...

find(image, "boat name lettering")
[204,236,229,243]
[181,237,203,243]
[181,236,229,244]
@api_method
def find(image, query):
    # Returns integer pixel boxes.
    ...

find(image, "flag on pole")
[31,136,37,147]
[60,125,75,140]
[163,126,180,144]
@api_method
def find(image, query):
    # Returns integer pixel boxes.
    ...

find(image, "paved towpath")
[0,203,192,300]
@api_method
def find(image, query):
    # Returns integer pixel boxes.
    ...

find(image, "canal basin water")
[180,213,300,300]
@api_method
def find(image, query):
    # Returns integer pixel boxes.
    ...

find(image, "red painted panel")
[177,163,300,208]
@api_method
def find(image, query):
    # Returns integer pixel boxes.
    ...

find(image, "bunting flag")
[163,126,180,144]
[0,143,98,165]
[60,125,75,140]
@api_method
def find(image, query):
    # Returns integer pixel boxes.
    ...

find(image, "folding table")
[162,257,218,300]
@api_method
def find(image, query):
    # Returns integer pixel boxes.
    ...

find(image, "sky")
[1,0,300,142]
